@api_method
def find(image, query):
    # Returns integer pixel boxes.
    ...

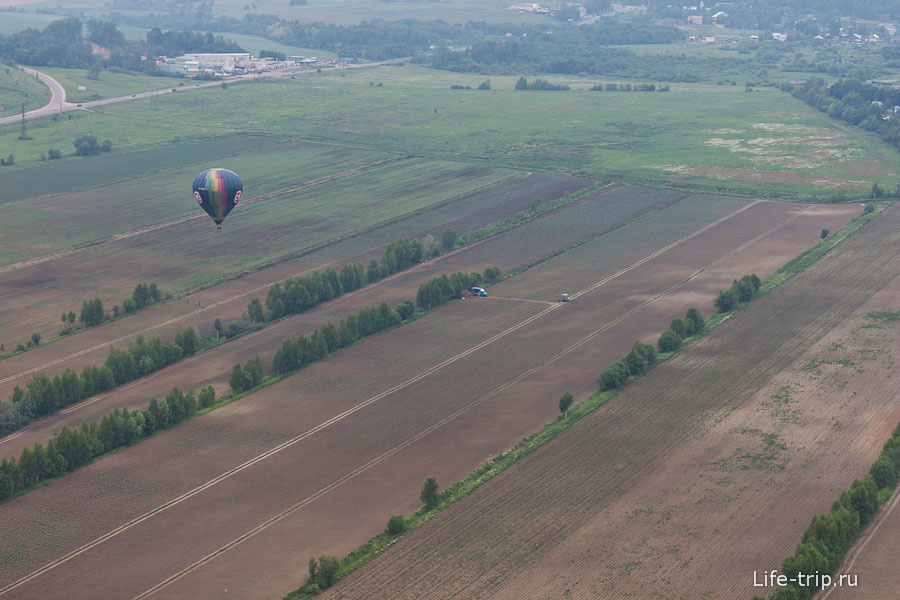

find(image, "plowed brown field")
[319,206,900,600]
[0,173,593,398]
[0,194,856,600]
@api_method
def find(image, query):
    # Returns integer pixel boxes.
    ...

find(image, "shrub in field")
[599,360,630,389]
[715,274,761,312]
[558,392,573,418]
[684,308,705,335]
[396,300,415,321]
[198,385,216,408]
[420,476,440,508]
[482,266,501,284]
[657,328,682,353]
[668,318,686,339]
[386,514,406,536]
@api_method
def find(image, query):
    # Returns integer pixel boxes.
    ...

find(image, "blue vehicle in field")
[470,287,488,297]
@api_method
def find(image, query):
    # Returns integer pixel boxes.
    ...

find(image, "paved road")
[0,58,408,127]
[0,66,67,125]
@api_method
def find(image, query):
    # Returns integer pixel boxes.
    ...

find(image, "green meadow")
[1,65,898,197]
[0,63,50,113]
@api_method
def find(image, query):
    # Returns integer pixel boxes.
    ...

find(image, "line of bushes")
[714,273,761,313]
[0,292,427,504]
[0,328,199,436]
[598,308,705,390]
[67,282,165,330]
[271,300,407,376]
[0,384,214,502]
[260,236,441,323]
[415,267,500,311]
[589,83,670,92]
[754,421,900,600]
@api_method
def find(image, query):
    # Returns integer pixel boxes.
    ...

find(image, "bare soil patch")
[319,207,900,600]
[661,164,866,188]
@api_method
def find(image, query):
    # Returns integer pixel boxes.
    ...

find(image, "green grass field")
[0,140,388,264]
[1,64,898,196]
[38,67,188,103]
[0,63,50,113]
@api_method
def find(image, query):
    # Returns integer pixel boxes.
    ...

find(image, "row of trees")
[229,356,264,394]
[515,77,570,91]
[758,421,900,600]
[122,281,163,314]
[598,307,705,390]
[271,301,406,376]
[415,268,498,311]
[713,274,762,313]
[590,83,669,92]
[0,328,198,436]
[260,235,438,323]
[0,385,211,502]
[786,78,900,152]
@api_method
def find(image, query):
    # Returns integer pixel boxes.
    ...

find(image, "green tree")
[684,308,705,335]
[420,475,439,508]
[30,333,40,346]
[73,135,102,156]
[821,228,829,239]
[515,76,528,90]
[386,514,406,535]
[599,360,630,389]
[88,62,102,80]
[441,228,458,251]
[230,363,246,394]
[668,318,686,339]
[558,392,573,418]
[657,328,682,352]
[214,318,224,339]
[477,79,491,90]
[714,289,738,313]
[248,297,265,324]
[198,385,216,408]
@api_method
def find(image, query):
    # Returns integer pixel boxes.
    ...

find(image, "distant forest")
[0,17,244,70]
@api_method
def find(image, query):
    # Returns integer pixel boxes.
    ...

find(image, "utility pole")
[18,102,31,140]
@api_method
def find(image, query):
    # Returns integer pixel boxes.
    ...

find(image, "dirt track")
[0,199,855,599]
[318,206,900,600]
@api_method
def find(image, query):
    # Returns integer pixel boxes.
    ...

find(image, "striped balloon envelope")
[192,168,243,231]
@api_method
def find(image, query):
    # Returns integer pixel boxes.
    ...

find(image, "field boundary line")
[134,201,814,598]
[0,197,791,596]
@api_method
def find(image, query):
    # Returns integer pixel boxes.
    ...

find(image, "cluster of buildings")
[509,3,550,14]
[155,53,313,76]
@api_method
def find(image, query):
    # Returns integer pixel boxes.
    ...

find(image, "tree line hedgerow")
[271,301,405,376]
[0,328,199,436]
[598,307,705,390]
[254,234,453,325]
[754,421,900,600]
[1,290,429,503]
[0,385,213,502]
[415,267,500,311]
[67,282,164,330]
[714,273,761,313]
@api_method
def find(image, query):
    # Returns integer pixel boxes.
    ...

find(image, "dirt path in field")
[317,208,900,600]
[0,200,855,600]
[0,157,407,276]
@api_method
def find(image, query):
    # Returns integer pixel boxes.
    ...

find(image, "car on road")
[131,94,136,97]
[470,287,488,297]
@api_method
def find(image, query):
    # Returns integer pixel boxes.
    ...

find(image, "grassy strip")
[282,200,890,598]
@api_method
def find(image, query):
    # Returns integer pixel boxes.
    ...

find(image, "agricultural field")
[0,63,49,113]
[0,187,859,599]
[3,66,898,196]
[0,172,591,439]
[318,206,900,600]
[0,154,516,350]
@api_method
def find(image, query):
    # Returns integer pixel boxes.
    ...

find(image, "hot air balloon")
[192,168,243,231]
